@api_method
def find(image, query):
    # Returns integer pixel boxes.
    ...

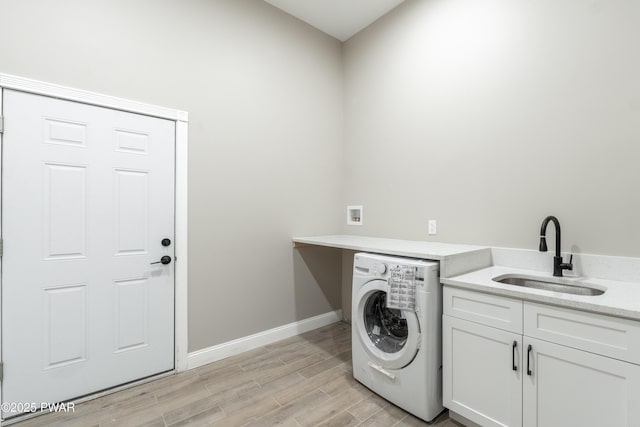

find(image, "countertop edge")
[441,276,640,322]
[292,235,490,262]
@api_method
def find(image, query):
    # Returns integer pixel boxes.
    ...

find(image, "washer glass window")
[363,290,408,353]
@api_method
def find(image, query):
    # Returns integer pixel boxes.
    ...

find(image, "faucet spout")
[539,215,573,277]
[540,216,561,256]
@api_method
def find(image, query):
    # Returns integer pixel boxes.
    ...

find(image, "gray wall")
[4,0,639,353]
[0,0,344,352]
[343,0,640,257]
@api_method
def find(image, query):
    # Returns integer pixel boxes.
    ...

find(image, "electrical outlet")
[428,220,437,235]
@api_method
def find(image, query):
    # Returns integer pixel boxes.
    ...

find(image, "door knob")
[151,256,172,265]
[161,238,171,247]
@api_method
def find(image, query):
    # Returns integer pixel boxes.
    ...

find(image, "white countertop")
[442,265,640,321]
[292,235,487,261]
[293,234,640,320]
[292,235,492,277]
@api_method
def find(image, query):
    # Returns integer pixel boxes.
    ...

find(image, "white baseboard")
[187,309,343,370]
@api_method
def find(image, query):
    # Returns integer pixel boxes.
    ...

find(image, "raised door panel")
[43,163,88,259]
[44,284,87,368]
[443,315,523,427]
[523,337,640,427]
[114,169,149,255]
[114,278,148,352]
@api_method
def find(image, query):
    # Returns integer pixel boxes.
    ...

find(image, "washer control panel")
[372,263,387,275]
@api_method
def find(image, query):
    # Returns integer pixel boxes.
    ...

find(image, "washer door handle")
[367,361,396,380]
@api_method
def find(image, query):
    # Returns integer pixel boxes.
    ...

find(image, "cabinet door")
[523,337,640,427]
[444,315,523,427]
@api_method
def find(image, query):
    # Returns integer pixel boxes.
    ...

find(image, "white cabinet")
[523,336,640,427]
[443,315,522,427]
[443,286,640,427]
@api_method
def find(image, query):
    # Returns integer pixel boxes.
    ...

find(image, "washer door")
[355,279,420,369]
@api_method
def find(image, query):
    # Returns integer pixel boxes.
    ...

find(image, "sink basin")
[493,275,605,296]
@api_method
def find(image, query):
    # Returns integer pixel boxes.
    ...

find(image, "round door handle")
[151,256,172,265]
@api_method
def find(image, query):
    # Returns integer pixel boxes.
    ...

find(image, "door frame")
[0,74,190,390]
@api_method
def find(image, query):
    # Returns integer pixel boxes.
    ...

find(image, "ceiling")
[264,0,406,42]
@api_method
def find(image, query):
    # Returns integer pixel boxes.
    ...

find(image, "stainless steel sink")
[493,275,605,296]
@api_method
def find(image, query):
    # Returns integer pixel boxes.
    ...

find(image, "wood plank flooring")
[14,322,460,427]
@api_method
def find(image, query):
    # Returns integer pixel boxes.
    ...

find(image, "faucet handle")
[561,253,574,271]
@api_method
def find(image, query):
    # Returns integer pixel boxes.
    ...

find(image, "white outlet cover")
[428,220,437,235]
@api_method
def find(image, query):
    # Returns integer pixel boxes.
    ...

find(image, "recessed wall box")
[347,205,363,226]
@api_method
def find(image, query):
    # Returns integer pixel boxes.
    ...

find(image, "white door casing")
[1,89,178,417]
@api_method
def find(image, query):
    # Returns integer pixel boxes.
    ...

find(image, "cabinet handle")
[527,344,532,376]
[512,341,517,371]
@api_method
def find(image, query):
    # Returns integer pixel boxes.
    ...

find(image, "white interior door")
[1,89,175,417]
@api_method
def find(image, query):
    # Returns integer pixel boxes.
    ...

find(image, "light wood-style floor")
[14,322,459,427]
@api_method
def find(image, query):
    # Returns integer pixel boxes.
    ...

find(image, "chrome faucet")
[539,215,573,277]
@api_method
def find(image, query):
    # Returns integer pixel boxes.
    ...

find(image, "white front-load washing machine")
[351,252,443,422]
